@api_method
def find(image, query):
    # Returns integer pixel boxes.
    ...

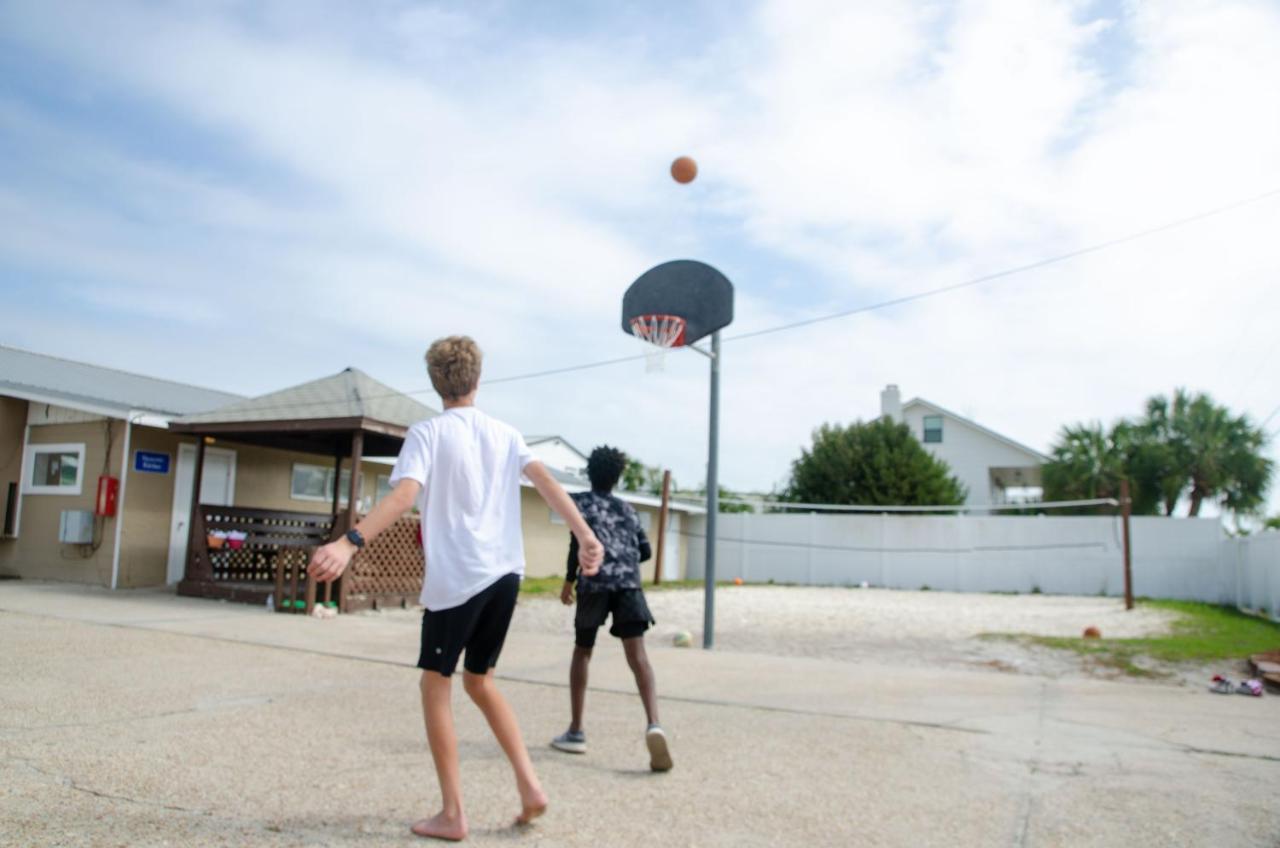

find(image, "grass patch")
[983,599,1280,676]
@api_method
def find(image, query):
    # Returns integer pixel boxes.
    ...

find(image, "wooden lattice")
[343,515,424,611]
[201,506,334,585]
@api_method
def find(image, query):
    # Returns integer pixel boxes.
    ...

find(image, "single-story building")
[0,344,699,599]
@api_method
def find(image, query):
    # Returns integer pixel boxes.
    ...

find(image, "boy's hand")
[308,538,357,583]
[560,581,575,606]
[576,531,604,576]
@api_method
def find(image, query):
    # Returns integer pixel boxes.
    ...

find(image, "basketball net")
[630,314,687,372]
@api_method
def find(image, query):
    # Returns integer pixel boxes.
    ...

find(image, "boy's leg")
[621,635,659,726]
[463,671,547,824]
[461,574,546,824]
[413,671,468,840]
[569,638,594,733]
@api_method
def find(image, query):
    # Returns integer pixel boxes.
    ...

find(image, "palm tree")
[1042,423,1128,512]
[1134,390,1271,517]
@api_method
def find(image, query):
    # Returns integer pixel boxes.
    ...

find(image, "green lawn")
[984,599,1280,677]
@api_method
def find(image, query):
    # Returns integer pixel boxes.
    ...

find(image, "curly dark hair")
[586,445,628,493]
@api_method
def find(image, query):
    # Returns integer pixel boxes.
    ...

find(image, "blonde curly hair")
[425,336,482,400]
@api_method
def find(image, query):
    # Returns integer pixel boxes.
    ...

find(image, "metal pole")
[654,469,671,586]
[1120,478,1133,611]
[704,331,721,649]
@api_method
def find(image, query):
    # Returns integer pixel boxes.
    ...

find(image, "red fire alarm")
[95,475,119,517]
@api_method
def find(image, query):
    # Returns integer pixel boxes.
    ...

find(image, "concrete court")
[1,581,1277,847]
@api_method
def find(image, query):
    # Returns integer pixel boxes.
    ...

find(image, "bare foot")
[514,788,548,826]
[411,810,468,841]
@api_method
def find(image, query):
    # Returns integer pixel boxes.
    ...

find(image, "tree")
[621,458,669,496]
[1043,389,1273,518]
[783,418,966,507]
[1041,423,1130,514]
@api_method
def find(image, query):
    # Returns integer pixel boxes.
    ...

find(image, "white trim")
[902,398,1050,463]
[22,442,87,495]
[9,423,31,537]
[110,414,139,590]
[2,386,136,422]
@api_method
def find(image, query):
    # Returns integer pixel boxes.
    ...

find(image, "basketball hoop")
[630,314,686,372]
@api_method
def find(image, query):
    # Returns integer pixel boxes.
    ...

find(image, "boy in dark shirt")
[550,446,673,772]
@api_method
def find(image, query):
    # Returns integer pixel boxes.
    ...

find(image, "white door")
[166,444,237,584]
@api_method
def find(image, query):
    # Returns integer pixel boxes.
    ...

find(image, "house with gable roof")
[879,384,1048,509]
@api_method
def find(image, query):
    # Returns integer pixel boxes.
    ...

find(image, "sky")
[2,0,1279,516]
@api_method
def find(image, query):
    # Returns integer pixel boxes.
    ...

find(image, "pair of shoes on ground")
[1210,675,1263,696]
[551,724,674,771]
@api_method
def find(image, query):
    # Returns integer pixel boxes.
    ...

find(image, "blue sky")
[2,0,1280,517]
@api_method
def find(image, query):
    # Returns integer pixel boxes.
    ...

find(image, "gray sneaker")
[646,724,673,772]
[551,728,586,754]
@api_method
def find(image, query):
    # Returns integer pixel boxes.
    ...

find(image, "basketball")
[670,156,697,184]
[672,630,693,648]
[1083,626,1102,639]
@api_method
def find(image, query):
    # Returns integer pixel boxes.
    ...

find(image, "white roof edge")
[903,397,1050,462]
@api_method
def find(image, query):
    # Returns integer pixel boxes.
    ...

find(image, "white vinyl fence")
[683,513,1274,610]
[1225,531,1280,618]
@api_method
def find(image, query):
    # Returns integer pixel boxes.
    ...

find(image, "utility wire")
[175,187,1280,420]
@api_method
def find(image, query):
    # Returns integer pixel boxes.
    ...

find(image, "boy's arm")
[524,461,603,575]
[308,478,421,582]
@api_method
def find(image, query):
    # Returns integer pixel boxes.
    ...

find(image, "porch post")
[338,429,364,613]
[330,451,343,518]
[183,437,209,583]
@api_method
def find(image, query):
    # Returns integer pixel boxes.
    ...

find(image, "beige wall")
[0,396,27,542]
[0,418,123,584]
[518,487,688,581]
[116,427,189,588]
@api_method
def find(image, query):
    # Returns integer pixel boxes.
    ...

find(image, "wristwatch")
[345,528,366,549]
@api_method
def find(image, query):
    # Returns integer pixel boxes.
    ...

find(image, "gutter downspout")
[13,422,31,537]
[109,412,140,590]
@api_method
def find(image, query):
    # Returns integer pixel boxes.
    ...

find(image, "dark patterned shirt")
[566,490,652,593]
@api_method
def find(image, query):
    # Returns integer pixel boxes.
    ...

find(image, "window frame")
[290,463,364,506]
[922,415,943,444]
[22,442,87,496]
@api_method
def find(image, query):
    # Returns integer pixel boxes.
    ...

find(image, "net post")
[654,469,671,586]
[1120,478,1133,611]
[703,330,721,649]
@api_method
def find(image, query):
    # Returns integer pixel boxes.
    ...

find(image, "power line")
[173,187,1280,420]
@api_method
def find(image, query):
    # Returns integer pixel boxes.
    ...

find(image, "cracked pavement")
[2,581,1278,847]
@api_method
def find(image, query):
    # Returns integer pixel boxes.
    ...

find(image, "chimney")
[880,384,902,422]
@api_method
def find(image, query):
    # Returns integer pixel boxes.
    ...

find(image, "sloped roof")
[176,368,436,428]
[0,344,242,418]
[903,397,1050,463]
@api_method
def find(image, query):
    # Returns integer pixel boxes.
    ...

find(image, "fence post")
[1121,479,1133,611]
[654,470,670,586]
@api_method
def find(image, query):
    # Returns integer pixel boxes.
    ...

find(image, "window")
[375,474,393,504]
[290,463,363,506]
[23,443,86,495]
[923,415,943,443]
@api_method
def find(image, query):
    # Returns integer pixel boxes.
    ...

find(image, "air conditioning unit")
[59,510,94,544]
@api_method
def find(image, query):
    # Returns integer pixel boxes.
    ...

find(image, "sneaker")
[551,728,586,754]
[1210,675,1234,694]
[646,724,673,772]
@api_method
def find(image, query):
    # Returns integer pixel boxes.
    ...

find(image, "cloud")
[2,0,1279,515]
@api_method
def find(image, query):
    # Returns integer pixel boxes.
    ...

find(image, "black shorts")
[418,573,520,676]
[575,588,654,649]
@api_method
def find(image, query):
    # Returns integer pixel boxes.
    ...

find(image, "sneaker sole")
[646,728,673,772]
[551,740,586,754]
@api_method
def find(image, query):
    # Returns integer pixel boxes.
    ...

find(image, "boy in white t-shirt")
[309,336,603,841]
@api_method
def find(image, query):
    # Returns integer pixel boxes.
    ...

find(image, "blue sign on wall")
[134,451,171,474]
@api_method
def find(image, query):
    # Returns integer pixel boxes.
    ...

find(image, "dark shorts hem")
[574,588,654,649]
[418,573,520,676]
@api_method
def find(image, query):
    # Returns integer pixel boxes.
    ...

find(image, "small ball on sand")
[1083,626,1102,639]
[673,630,693,648]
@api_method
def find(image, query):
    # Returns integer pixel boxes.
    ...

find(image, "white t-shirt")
[389,407,535,611]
